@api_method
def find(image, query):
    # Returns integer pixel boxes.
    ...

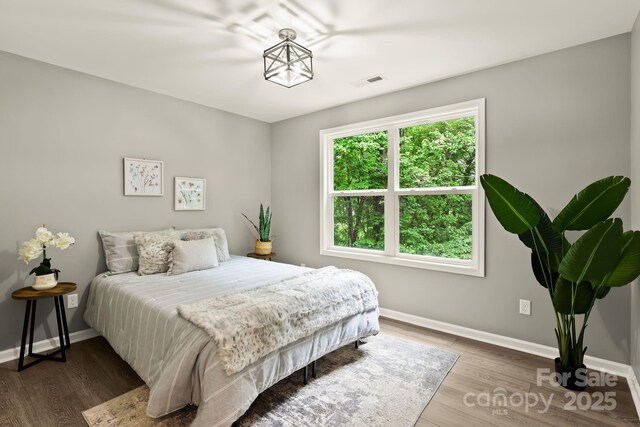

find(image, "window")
[320,99,485,276]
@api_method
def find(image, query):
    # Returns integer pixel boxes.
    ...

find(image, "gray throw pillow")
[180,227,231,262]
[166,238,219,276]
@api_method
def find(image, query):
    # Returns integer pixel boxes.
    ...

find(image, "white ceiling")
[1,0,639,123]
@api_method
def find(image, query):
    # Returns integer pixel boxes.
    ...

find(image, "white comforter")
[83,256,380,427]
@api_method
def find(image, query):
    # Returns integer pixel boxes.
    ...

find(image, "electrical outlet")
[300,263,306,267]
[67,294,78,309]
[519,299,531,316]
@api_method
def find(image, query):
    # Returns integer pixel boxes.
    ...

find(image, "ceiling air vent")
[351,74,387,88]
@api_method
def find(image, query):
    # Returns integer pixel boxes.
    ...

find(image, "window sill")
[320,248,484,277]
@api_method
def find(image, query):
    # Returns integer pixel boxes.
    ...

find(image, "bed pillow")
[166,238,219,276]
[99,228,174,274]
[180,227,231,262]
[135,230,181,275]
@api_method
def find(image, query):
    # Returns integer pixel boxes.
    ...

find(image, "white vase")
[32,273,57,290]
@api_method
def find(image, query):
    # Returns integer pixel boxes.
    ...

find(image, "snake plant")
[481,174,640,369]
[242,204,272,242]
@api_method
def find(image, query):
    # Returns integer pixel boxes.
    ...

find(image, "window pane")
[333,131,388,190]
[399,117,475,188]
[334,196,384,250]
[399,194,472,259]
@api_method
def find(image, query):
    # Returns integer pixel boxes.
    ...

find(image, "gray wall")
[0,51,271,352]
[271,34,632,363]
[631,13,640,377]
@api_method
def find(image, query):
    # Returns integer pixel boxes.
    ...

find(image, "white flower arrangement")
[19,226,75,276]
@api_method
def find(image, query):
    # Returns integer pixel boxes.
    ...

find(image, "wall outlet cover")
[519,299,531,316]
[68,293,78,309]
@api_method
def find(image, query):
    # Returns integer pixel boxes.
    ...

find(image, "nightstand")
[247,252,277,261]
[11,282,76,372]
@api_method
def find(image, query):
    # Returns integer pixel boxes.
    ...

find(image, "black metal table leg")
[18,301,32,372]
[28,300,36,356]
[17,298,69,371]
[311,360,316,378]
[58,296,71,349]
[12,282,77,372]
[54,297,66,362]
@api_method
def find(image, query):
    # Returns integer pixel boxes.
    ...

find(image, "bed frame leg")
[303,364,308,385]
[355,339,359,349]
[311,360,317,378]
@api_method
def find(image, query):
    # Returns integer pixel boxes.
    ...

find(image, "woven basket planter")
[255,240,272,255]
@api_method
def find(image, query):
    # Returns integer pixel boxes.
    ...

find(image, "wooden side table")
[11,282,77,372]
[247,252,277,261]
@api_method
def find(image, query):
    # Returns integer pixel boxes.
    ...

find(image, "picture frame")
[174,177,206,211]
[123,158,164,196]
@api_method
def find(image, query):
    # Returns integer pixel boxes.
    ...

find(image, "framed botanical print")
[174,177,206,211]
[123,158,163,196]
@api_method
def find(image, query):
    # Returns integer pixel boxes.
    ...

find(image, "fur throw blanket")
[177,266,379,375]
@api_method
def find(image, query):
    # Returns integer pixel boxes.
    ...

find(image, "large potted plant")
[242,204,273,255]
[481,175,640,390]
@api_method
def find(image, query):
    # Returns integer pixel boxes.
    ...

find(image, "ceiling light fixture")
[263,28,313,88]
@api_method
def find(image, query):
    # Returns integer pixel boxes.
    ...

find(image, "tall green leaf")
[264,206,272,241]
[553,277,594,315]
[259,204,264,239]
[553,176,630,232]
[530,251,558,288]
[558,219,623,284]
[480,174,540,234]
[518,200,562,255]
[601,231,640,287]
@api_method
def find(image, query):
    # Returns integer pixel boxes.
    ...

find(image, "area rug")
[82,333,458,427]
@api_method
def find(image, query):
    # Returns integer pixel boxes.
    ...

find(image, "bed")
[83,255,380,426]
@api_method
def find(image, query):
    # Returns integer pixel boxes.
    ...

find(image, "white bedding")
[83,256,380,426]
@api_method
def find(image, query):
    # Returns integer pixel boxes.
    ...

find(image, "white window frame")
[319,98,485,277]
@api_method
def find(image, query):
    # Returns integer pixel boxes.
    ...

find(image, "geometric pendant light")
[263,28,313,88]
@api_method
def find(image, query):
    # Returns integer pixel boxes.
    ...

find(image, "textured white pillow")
[135,231,181,275]
[167,238,219,276]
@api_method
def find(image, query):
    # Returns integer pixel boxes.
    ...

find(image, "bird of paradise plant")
[481,175,640,388]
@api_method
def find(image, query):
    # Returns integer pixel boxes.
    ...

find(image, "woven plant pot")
[255,240,272,255]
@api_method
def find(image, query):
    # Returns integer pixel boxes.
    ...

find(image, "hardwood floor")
[0,317,638,426]
[382,319,640,427]
[0,337,143,426]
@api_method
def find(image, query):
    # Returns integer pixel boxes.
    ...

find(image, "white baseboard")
[0,328,99,365]
[379,307,640,416]
[626,367,640,418]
